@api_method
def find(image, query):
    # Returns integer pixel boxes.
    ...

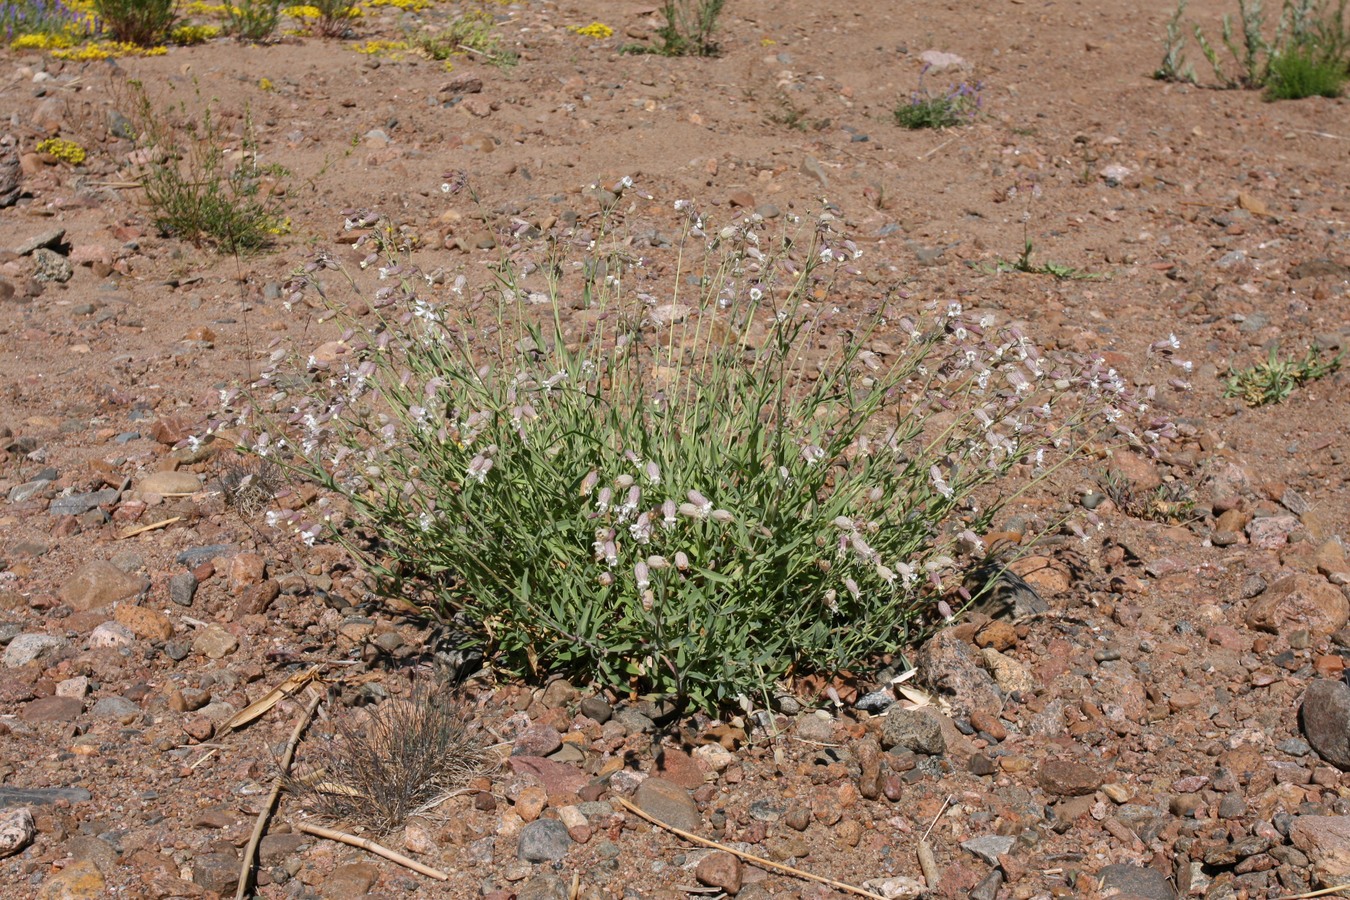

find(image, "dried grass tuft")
[286,684,495,834]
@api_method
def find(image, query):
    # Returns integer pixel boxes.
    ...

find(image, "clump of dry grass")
[216,456,283,515]
[286,684,495,834]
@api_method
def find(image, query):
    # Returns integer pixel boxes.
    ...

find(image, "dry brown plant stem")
[293,822,450,881]
[1274,886,1350,900]
[614,796,887,900]
[236,691,322,900]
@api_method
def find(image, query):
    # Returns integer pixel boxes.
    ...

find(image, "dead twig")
[293,821,449,881]
[614,796,887,900]
[236,691,322,900]
[1274,885,1350,900]
[119,516,182,538]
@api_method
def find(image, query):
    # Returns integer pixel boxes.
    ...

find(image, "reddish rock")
[1245,573,1348,638]
[1290,816,1350,879]
[653,746,706,789]
[59,561,146,612]
[508,757,589,795]
[695,850,743,895]
[21,695,82,723]
[114,605,174,641]
[1036,759,1105,797]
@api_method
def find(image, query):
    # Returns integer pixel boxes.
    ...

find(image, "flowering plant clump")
[895,64,983,129]
[171,22,220,43]
[234,194,1158,712]
[569,21,613,40]
[35,137,86,164]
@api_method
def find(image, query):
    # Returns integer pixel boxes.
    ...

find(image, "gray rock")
[961,834,1016,865]
[8,478,52,503]
[633,777,700,832]
[915,628,1003,718]
[1097,863,1176,900]
[4,633,67,668]
[1303,679,1350,771]
[579,696,611,724]
[881,708,946,755]
[517,818,573,862]
[169,573,197,607]
[108,110,136,140]
[32,248,72,284]
[855,689,895,713]
[794,710,835,742]
[970,868,1004,900]
[15,228,65,256]
[611,707,655,734]
[0,623,20,645]
[176,544,236,567]
[49,489,119,518]
[800,155,828,187]
[91,696,140,721]
[0,786,91,808]
[0,808,34,858]
[0,143,19,208]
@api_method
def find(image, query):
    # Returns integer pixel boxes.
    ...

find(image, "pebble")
[21,695,83,723]
[578,696,611,723]
[88,622,135,649]
[513,722,562,757]
[517,818,572,862]
[1037,759,1105,796]
[91,696,139,723]
[192,624,238,659]
[113,605,174,641]
[633,777,699,831]
[695,850,743,894]
[856,688,895,712]
[881,708,946,755]
[515,875,569,900]
[961,834,1015,864]
[169,573,197,607]
[794,710,835,742]
[136,471,201,495]
[4,633,66,668]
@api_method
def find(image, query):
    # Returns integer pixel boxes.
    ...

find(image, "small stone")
[32,248,72,284]
[91,696,139,723]
[1096,863,1174,900]
[695,850,743,894]
[800,155,829,187]
[1037,759,1105,796]
[323,862,379,896]
[113,605,174,641]
[970,869,1004,900]
[961,834,1015,864]
[192,624,238,660]
[1247,515,1300,550]
[855,689,894,713]
[60,561,147,611]
[88,622,135,650]
[633,777,699,832]
[881,708,946,756]
[540,678,578,708]
[794,710,835,742]
[517,818,573,862]
[56,676,89,699]
[169,573,197,607]
[579,696,611,723]
[980,647,1035,695]
[137,471,201,495]
[0,807,35,858]
[915,629,1003,718]
[515,875,569,900]
[515,785,547,822]
[513,723,562,757]
[4,633,66,668]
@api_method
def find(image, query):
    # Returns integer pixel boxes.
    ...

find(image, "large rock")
[1290,816,1350,880]
[517,818,573,862]
[4,634,67,668]
[1304,679,1350,771]
[1245,573,1348,638]
[37,859,105,899]
[915,629,1003,719]
[59,562,147,612]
